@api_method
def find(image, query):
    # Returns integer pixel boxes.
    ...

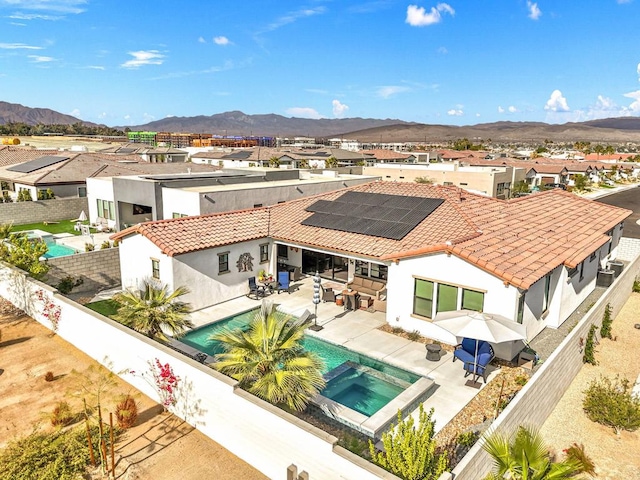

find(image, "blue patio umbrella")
[433,310,527,383]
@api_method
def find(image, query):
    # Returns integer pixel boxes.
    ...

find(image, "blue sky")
[1,0,640,128]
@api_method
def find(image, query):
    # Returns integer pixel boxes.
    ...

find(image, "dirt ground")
[0,302,267,480]
[539,293,640,479]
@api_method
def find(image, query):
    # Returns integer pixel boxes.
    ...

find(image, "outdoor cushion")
[453,338,493,364]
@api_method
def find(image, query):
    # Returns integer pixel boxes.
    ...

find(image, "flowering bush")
[150,359,180,408]
[34,289,61,332]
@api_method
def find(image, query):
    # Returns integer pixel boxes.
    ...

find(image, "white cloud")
[262,7,326,33]
[98,112,107,119]
[544,89,570,112]
[526,1,542,20]
[0,42,42,49]
[69,108,81,117]
[637,62,640,80]
[623,90,640,113]
[447,108,463,116]
[437,46,448,54]
[143,112,156,122]
[332,99,349,118]
[198,36,206,44]
[124,114,130,120]
[285,107,323,119]
[376,85,410,98]
[121,50,165,69]
[2,0,87,20]
[213,36,230,45]
[498,106,505,113]
[28,55,54,62]
[85,65,105,70]
[508,105,517,113]
[617,0,632,4]
[406,3,455,27]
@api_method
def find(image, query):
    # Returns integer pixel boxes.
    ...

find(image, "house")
[112,182,631,361]
[88,168,379,231]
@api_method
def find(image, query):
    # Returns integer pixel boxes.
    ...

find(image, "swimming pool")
[43,243,78,259]
[179,307,433,433]
[13,229,79,259]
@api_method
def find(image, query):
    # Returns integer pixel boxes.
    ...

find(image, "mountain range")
[3,100,640,143]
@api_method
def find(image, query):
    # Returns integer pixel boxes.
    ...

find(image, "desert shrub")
[514,375,529,387]
[369,404,448,480]
[391,326,404,335]
[582,324,597,365]
[100,240,111,249]
[44,371,55,382]
[84,242,94,252]
[583,375,640,434]
[49,401,75,427]
[407,330,422,341]
[115,394,138,429]
[0,422,108,479]
[600,303,613,339]
[456,431,478,449]
[563,443,596,476]
[633,280,640,293]
[55,276,83,295]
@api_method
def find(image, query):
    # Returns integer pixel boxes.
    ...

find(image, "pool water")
[180,308,420,416]
[43,243,78,259]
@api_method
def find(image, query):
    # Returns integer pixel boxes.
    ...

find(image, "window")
[253,203,263,208]
[151,259,160,279]
[497,182,505,195]
[567,266,578,277]
[461,289,484,312]
[172,212,188,218]
[133,204,152,215]
[543,274,551,312]
[355,260,368,276]
[413,279,434,318]
[96,199,115,220]
[589,252,596,262]
[277,244,288,259]
[443,181,453,186]
[436,284,458,313]
[259,243,269,263]
[77,186,87,197]
[517,293,526,324]
[370,263,388,280]
[218,252,229,274]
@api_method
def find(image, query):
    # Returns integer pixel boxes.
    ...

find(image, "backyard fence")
[0,197,88,225]
[0,261,399,480]
[45,247,120,294]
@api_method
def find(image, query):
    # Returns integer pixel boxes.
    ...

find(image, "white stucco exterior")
[161,187,201,218]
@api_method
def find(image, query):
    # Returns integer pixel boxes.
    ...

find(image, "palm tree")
[212,301,325,411]
[112,280,193,341]
[482,426,591,480]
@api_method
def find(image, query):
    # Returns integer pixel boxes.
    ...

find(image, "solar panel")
[302,192,445,240]
[118,148,137,154]
[7,155,69,173]
[224,151,252,160]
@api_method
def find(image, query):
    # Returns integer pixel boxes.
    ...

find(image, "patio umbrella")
[433,310,527,383]
[78,210,87,222]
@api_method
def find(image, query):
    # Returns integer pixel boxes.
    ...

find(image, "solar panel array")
[302,191,444,240]
[7,155,70,173]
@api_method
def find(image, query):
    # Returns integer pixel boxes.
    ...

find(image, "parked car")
[544,183,567,190]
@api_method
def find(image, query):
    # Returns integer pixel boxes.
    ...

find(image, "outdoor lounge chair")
[454,338,495,383]
[463,351,494,383]
[277,271,290,294]
[248,276,265,299]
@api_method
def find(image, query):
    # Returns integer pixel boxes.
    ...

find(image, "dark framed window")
[517,292,526,324]
[579,262,585,281]
[370,263,388,280]
[277,244,288,259]
[461,289,484,312]
[133,204,152,215]
[413,278,434,319]
[355,260,368,276]
[259,243,269,263]
[218,252,229,274]
[77,186,87,197]
[151,259,160,279]
[589,252,596,262]
[543,274,551,312]
[436,284,458,313]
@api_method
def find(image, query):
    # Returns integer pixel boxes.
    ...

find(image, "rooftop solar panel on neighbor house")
[7,155,70,173]
[117,148,137,154]
[223,151,252,160]
[302,192,445,240]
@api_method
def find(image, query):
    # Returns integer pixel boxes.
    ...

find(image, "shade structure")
[433,310,527,384]
[433,310,526,343]
[78,210,87,222]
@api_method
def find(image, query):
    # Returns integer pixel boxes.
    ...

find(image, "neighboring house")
[112,182,631,361]
[98,143,188,163]
[88,168,379,231]
[365,161,526,199]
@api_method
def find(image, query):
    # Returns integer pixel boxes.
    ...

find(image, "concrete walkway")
[188,275,496,433]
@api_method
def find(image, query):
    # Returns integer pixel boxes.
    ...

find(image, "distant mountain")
[122,110,418,138]
[0,101,88,125]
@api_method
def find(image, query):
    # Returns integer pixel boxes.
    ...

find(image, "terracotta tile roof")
[111,208,270,256]
[119,181,631,290]
[450,189,630,288]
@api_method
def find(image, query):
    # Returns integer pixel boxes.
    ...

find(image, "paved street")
[594,185,640,238]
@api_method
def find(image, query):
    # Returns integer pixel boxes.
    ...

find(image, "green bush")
[582,324,597,365]
[0,423,108,479]
[633,280,640,293]
[583,375,640,434]
[55,276,83,295]
[369,404,448,480]
[456,431,478,449]
[600,303,613,339]
[84,242,95,252]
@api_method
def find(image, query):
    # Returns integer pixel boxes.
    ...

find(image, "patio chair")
[453,338,494,364]
[321,286,337,303]
[277,271,290,294]
[248,276,265,299]
[463,350,494,383]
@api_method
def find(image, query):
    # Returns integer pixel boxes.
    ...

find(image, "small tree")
[369,404,448,480]
[573,174,589,191]
[600,303,613,339]
[325,156,338,168]
[583,375,640,434]
[268,156,280,168]
[511,180,530,197]
[0,234,49,279]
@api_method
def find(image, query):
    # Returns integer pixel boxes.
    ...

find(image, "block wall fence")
[0,197,88,225]
[45,247,121,294]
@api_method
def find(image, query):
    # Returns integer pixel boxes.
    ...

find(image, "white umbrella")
[78,210,87,222]
[433,310,527,383]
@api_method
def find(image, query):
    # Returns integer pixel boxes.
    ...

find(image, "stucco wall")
[0,197,88,225]
[451,250,640,480]
[118,234,174,292]
[0,264,399,480]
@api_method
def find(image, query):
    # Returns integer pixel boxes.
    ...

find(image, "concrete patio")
[188,274,497,433]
